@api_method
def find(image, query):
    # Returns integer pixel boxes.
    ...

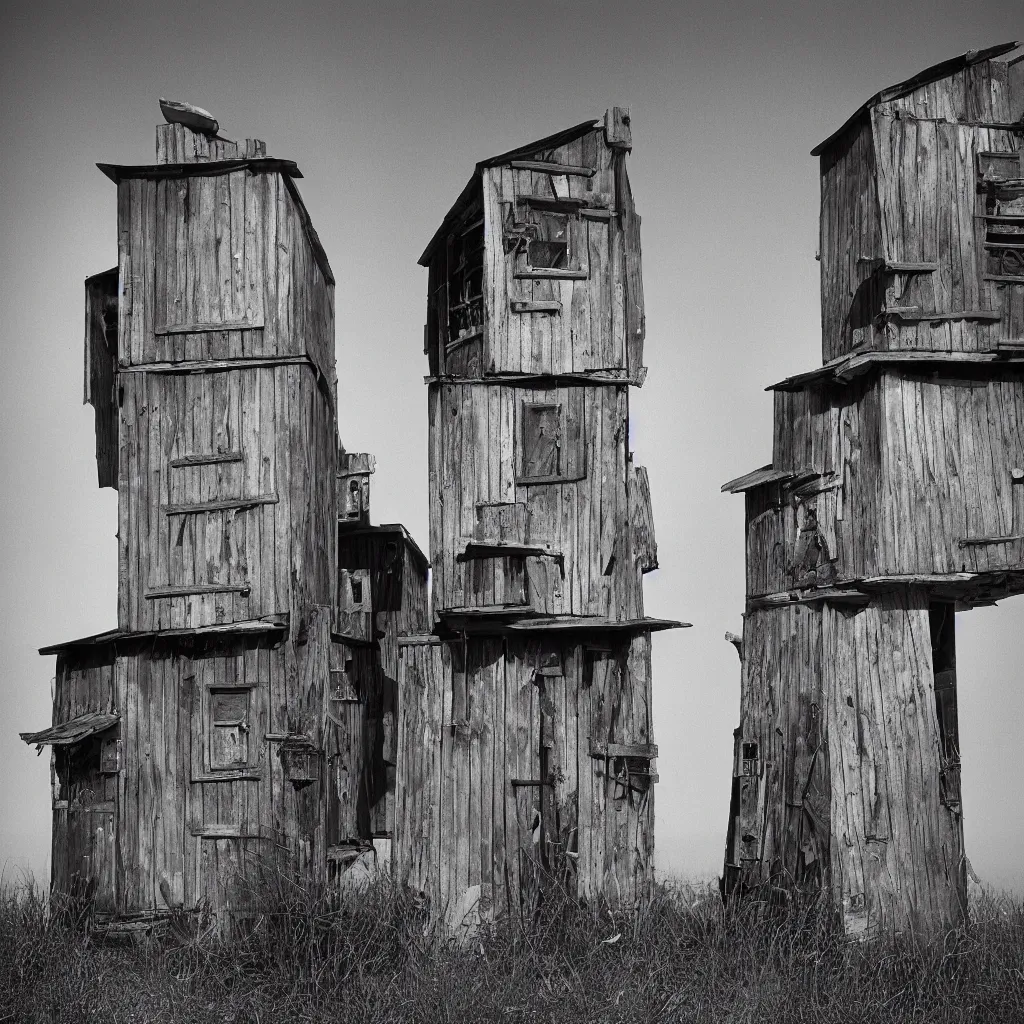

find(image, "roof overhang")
[21,711,119,748]
[418,119,600,267]
[337,522,431,575]
[39,616,289,656]
[768,351,1024,392]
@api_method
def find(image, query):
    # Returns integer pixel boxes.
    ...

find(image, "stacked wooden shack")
[396,110,686,925]
[722,43,1024,939]
[21,114,427,927]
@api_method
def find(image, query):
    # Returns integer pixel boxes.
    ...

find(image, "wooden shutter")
[520,404,561,481]
[209,689,250,769]
[156,171,265,334]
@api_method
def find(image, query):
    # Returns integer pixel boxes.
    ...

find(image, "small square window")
[208,688,251,770]
[508,198,589,280]
[528,212,570,270]
[521,404,561,480]
[516,394,585,485]
[977,151,1024,283]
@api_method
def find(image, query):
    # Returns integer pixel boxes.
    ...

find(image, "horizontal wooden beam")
[118,355,312,374]
[163,494,278,515]
[770,350,1024,391]
[518,194,590,209]
[145,583,251,599]
[958,535,1024,547]
[510,300,561,314]
[457,539,559,561]
[169,451,243,468]
[189,824,261,838]
[885,261,938,273]
[883,309,1002,323]
[513,268,589,280]
[155,318,263,336]
[591,742,658,759]
[426,370,642,387]
[509,160,596,177]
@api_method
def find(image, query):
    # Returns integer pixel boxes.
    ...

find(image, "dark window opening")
[977,151,1024,283]
[929,601,961,813]
[528,211,570,269]
[446,213,485,343]
[351,578,363,605]
[929,602,960,761]
[505,198,587,279]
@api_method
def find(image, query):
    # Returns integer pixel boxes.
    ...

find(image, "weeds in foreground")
[0,874,1021,1023]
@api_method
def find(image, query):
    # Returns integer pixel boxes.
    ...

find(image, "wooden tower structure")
[396,109,686,924]
[21,110,428,928]
[722,44,1024,938]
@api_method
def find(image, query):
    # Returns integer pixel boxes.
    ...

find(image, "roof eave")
[418,118,602,267]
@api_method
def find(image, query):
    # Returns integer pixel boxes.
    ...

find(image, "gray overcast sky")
[2,0,1022,892]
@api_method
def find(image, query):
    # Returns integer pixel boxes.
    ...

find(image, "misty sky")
[1,0,1022,892]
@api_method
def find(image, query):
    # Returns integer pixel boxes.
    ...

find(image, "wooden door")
[57,735,118,915]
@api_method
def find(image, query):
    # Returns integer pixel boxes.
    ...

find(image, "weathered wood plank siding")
[823,593,964,938]
[725,604,829,894]
[819,123,884,361]
[729,49,1018,940]
[762,369,1024,588]
[819,54,1024,363]
[396,632,655,923]
[429,382,629,619]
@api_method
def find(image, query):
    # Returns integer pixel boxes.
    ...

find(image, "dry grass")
[1,872,1022,1023]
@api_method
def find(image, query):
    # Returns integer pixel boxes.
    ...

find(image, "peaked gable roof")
[418,119,600,266]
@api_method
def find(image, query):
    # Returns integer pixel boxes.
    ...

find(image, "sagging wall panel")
[118,170,334,375]
[117,362,336,632]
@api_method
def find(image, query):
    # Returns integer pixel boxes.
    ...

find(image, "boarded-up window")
[209,688,250,770]
[156,171,265,334]
[517,394,585,484]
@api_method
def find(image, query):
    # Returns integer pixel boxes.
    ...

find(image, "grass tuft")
[0,873,1021,1023]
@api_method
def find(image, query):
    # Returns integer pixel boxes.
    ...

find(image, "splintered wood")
[725,43,1024,941]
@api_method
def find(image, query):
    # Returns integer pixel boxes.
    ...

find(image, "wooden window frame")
[511,197,590,281]
[516,395,586,485]
[976,149,1024,285]
[192,681,261,782]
